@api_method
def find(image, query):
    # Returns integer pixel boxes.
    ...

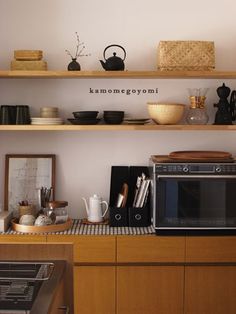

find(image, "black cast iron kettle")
[100,44,126,71]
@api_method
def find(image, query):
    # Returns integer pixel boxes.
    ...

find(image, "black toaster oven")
[150,160,236,234]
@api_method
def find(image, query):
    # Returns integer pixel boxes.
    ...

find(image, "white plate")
[31,117,63,121]
[31,122,64,125]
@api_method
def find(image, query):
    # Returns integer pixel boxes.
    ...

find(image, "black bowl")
[68,118,100,125]
[73,111,99,119]
[103,116,124,124]
[103,111,124,116]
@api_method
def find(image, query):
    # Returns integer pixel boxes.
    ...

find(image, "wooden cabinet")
[0,234,46,242]
[186,236,236,262]
[117,236,185,263]
[2,234,236,314]
[74,266,116,314]
[184,266,236,314]
[117,266,184,314]
[47,235,116,263]
[185,236,236,314]
[116,236,185,314]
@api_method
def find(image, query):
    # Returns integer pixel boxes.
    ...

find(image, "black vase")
[67,58,81,71]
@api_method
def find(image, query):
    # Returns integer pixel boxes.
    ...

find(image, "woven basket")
[11,60,47,71]
[157,41,215,71]
[14,50,43,61]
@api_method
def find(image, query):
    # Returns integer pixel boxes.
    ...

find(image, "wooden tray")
[151,155,235,163]
[11,217,72,233]
[168,150,232,161]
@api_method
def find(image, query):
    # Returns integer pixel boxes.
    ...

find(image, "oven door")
[154,174,236,230]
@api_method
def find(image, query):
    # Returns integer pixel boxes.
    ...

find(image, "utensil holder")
[128,206,150,227]
[18,205,34,217]
[109,206,128,227]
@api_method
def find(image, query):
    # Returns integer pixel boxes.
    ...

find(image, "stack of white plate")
[31,117,64,125]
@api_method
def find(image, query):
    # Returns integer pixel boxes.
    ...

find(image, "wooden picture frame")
[4,154,56,213]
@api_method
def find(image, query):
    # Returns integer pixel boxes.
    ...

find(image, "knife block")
[108,165,151,227]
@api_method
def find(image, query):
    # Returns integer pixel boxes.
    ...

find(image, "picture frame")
[4,154,56,214]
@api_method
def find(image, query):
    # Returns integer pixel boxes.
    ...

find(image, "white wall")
[1,0,236,217]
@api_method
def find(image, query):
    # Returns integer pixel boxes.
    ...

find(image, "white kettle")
[82,194,109,222]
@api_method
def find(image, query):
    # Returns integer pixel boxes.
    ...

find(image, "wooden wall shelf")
[1,124,236,131]
[1,70,236,79]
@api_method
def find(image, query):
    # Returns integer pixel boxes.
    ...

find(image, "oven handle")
[157,174,236,179]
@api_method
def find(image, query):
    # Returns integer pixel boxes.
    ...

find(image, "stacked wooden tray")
[11,50,47,70]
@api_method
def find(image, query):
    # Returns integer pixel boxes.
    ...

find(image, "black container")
[109,207,128,227]
[0,105,16,124]
[15,105,31,124]
[108,165,151,227]
[128,206,150,227]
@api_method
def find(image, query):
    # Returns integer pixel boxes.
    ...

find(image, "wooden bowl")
[148,102,185,125]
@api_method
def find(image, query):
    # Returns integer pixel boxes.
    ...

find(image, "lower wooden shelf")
[0,124,236,131]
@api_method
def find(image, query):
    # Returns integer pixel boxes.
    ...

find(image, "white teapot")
[82,194,109,223]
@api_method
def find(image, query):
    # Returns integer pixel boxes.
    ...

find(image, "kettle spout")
[100,60,107,70]
[82,197,89,216]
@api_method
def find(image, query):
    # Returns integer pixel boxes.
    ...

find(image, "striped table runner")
[1,219,155,236]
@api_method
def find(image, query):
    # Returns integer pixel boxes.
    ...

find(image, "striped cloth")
[1,219,155,235]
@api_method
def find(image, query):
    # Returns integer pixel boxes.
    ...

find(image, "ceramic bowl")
[19,214,36,226]
[147,102,185,125]
[103,116,124,124]
[73,111,99,119]
[103,111,124,117]
[34,215,53,226]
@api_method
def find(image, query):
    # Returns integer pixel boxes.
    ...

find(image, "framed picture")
[4,154,56,214]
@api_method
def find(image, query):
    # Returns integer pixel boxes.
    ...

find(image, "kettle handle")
[101,201,109,218]
[103,44,126,61]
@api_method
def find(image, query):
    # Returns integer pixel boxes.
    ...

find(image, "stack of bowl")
[103,111,124,124]
[68,111,100,125]
[40,107,58,118]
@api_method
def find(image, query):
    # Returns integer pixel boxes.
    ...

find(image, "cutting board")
[169,150,233,161]
[151,153,235,163]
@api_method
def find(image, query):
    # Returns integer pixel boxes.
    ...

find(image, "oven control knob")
[183,166,189,173]
[215,166,222,173]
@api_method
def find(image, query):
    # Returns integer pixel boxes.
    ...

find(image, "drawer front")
[0,235,46,242]
[117,236,185,263]
[186,236,236,262]
[48,235,116,263]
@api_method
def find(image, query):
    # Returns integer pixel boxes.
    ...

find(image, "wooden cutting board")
[151,154,235,163]
[169,150,232,161]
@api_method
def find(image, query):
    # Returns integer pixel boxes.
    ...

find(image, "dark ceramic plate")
[68,118,101,125]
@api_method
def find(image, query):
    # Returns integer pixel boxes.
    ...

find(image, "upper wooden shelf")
[1,70,236,79]
[1,124,236,131]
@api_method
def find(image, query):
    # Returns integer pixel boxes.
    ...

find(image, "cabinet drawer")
[117,236,185,263]
[186,236,236,262]
[48,235,116,263]
[0,235,46,242]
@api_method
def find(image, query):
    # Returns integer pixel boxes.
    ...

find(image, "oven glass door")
[156,175,236,228]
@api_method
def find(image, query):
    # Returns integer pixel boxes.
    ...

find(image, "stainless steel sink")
[0,261,54,281]
[0,261,56,313]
